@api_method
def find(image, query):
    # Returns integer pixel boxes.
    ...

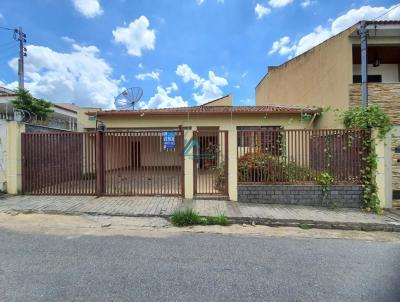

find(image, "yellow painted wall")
[96,113,311,130]
[77,107,99,131]
[256,27,356,128]
[7,121,25,194]
[204,95,232,106]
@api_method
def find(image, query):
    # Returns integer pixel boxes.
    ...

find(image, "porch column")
[220,125,238,201]
[374,130,392,208]
[183,128,194,199]
[7,121,25,194]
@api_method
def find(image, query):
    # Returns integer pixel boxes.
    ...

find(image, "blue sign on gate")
[163,131,176,149]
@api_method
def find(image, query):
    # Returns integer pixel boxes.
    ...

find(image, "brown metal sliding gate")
[193,130,228,196]
[22,130,184,196]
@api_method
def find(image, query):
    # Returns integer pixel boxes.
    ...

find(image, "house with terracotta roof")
[80,94,379,206]
[256,20,400,207]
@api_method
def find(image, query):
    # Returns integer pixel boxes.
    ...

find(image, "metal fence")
[22,130,184,196]
[237,128,370,184]
[22,132,96,195]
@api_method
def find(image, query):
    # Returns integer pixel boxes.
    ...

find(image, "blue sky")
[0,0,399,109]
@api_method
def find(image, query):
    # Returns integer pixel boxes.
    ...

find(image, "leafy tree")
[12,88,53,120]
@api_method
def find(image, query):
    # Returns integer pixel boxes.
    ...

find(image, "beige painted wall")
[0,120,7,191]
[204,95,232,106]
[97,113,311,130]
[353,64,399,82]
[256,27,355,128]
[77,107,99,131]
[7,121,25,194]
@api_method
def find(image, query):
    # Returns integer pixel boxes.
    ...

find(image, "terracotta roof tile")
[90,105,321,117]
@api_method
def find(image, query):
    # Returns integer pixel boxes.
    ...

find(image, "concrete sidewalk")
[1,195,399,232]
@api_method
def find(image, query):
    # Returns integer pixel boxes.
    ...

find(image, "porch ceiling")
[352,46,400,64]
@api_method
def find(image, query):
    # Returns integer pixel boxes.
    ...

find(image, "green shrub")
[238,151,316,183]
[203,214,229,226]
[170,209,201,226]
[170,209,230,227]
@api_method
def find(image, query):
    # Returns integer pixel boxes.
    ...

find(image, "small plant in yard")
[170,209,229,227]
[319,172,334,196]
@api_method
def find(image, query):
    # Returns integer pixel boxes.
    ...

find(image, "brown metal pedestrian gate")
[22,130,184,196]
[193,130,228,196]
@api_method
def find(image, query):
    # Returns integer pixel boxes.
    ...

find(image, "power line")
[0,26,15,31]
[373,3,400,21]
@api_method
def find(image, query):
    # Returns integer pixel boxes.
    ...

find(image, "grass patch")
[299,223,311,230]
[170,209,229,227]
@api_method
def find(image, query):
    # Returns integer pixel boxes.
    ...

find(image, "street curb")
[227,217,400,232]
[2,208,400,233]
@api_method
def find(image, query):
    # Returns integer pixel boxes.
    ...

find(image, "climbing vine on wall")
[341,105,392,214]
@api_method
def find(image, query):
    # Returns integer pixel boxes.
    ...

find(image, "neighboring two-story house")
[256,20,400,204]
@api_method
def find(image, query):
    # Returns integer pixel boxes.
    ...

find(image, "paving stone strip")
[0,195,399,232]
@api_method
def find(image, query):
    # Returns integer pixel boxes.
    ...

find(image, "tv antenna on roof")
[114,87,143,110]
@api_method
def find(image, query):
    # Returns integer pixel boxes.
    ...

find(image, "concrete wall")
[238,185,363,208]
[375,130,393,208]
[7,121,25,194]
[0,120,7,191]
[97,114,310,130]
[256,27,355,128]
[392,126,400,201]
[204,95,232,106]
[77,107,99,131]
[353,64,399,82]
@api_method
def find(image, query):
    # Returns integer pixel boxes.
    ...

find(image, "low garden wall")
[238,185,363,208]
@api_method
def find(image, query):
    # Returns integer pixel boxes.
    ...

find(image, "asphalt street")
[0,227,399,302]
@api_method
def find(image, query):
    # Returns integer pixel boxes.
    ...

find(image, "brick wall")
[238,185,363,208]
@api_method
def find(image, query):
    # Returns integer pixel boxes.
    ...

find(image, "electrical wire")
[373,3,400,21]
[0,26,15,31]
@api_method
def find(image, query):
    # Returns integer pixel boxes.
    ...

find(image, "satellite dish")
[114,87,143,110]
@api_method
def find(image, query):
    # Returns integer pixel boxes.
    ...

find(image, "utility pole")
[15,27,27,89]
[360,20,368,109]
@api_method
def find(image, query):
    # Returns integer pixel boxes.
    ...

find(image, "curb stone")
[3,208,400,233]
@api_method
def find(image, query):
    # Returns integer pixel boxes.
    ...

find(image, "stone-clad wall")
[349,83,400,125]
[238,185,363,208]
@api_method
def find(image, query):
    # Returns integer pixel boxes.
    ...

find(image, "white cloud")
[61,36,76,44]
[301,0,316,8]
[176,64,202,85]
[268,0,293,8]
[255,3,271,19]
[112,16,156,57]
[6,42,122,108]
[144,83,188,109]
[269,4,400,58]
[176,64,228,105]
[196,0,224,4]
[135,71,160,81]
[138,63,144,69]
[71,0,103,18]
[268,36,294,55]
[241,71,248,78]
